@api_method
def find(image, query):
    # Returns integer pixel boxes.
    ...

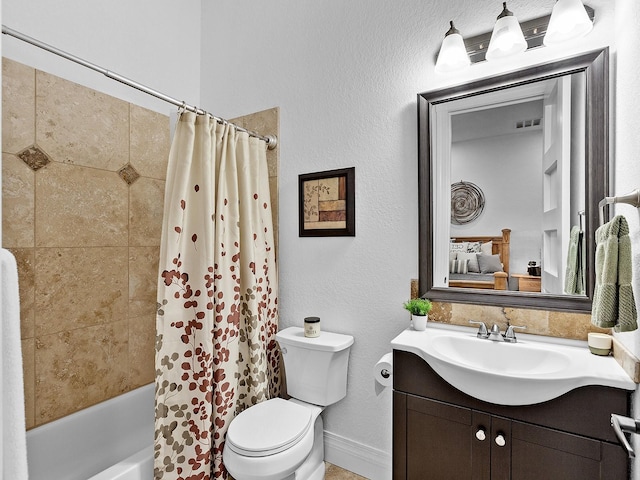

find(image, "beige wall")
[2,56,280,429]
[2,57,169,428]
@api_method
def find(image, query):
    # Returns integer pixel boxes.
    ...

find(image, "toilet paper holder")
[380,369,391,379]
[611,413,640,458]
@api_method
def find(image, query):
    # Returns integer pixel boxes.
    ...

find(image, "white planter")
[411,314,428,331]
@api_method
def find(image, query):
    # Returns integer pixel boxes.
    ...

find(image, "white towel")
[1,249,28,479]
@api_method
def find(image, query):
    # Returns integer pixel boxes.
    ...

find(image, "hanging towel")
[0,249,28,479]
[564,225,585,295]
[591,215,638,332]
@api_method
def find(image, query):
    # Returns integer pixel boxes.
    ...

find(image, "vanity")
[404,40,640,477]
[391,326,635,479]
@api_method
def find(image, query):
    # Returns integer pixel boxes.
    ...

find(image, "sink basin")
[432,334,572,377]
[391,325,635,406]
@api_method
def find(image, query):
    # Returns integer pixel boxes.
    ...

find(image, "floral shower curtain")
[154,112,280,480]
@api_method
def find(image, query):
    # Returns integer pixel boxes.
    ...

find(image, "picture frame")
[299,167,355,237]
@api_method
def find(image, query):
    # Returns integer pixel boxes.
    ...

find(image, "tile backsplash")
[409,278,609,341]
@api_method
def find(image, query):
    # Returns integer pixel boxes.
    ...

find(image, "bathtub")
[26,383,154,480]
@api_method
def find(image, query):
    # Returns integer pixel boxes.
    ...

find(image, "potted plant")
[403,298,433,331]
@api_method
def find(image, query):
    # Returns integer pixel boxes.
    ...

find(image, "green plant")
[403,298,433,316]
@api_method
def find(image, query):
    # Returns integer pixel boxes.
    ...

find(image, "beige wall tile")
[35,320,129,425]
[2,153,35,247]
[35,71,129,171]
[130,104,170,180]
[129,176,164,246]
[35,162,128,247]
[22,338,35,429]
[2,58,35,154]
[35,247,128,335]
[430,301,596,340]
[504,307,550,336]
[9,248,36,339]
[128,315,156,388]
[129,246,160,318]
[449,303,507,326]
[548,311,600,340]
[230,107,279,178]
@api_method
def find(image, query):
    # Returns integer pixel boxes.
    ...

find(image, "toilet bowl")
[223,398,324,480]
[223,327,354,480]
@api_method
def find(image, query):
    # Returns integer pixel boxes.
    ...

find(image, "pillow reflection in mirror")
[450,259,469,274]
[457,252,480,273]
[467,241,482,253]
[450,242,468,253]
[478,254,504,274]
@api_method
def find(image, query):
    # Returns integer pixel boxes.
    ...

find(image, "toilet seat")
[225,398,313,457]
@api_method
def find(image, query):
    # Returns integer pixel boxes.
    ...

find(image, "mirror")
[418,48,608,313]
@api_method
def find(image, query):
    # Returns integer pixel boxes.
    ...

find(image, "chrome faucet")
[488,324,503,341]
[503,323,526,343]
[469,320,526,342]
[468,320,488,339]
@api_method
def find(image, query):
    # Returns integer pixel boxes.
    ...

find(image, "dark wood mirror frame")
[418,48,609,313]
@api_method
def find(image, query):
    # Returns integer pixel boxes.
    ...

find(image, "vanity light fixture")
[543,0,594,46]
[486,2,527,61]
[433,2,594,71]
[434,21,470,74]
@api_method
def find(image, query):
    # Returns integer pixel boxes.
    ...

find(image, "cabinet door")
[510,420,627,480]
[490,416,511,480]
[404,395,490,480]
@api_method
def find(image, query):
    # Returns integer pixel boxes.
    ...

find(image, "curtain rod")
[1,25,277,150]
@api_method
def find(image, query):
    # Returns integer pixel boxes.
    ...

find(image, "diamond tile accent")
[117,163,141,185]
[17,145,51,171]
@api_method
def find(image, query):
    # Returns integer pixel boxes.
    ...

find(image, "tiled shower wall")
[2,57,280,428]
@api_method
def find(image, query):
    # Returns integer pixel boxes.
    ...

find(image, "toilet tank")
[276,327,354,406]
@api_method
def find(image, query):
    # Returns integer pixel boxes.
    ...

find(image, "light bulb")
[544,0,593,46]
[435,21,470,74]
[486,2,527,61]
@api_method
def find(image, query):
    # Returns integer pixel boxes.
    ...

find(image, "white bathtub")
[26,383,154,480]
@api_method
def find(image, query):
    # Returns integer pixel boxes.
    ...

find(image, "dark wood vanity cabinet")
[393,350,630,480]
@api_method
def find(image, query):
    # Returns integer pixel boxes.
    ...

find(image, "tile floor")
[325,462,368,479]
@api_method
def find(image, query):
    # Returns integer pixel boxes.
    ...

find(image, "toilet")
[223,326,354,480]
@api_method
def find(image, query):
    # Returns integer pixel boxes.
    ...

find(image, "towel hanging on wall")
[591,215,638,332]
[0,249,28,479]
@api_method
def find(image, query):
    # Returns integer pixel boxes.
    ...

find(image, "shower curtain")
[154,112,280,479]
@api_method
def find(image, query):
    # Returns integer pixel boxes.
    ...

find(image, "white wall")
[201,0,617,477]
[451,131,544,275]
[614,1,640,478]
[1,0,202,115]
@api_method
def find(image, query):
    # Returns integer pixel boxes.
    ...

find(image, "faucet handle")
[469,320,488,338]
[504,324,526,343]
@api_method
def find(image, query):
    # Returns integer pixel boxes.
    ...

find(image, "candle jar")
[304,316,321,338]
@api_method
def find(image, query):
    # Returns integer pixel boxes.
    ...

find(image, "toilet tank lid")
[276,327,354,352]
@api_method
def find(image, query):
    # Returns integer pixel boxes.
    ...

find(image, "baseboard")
[323,430,392,480]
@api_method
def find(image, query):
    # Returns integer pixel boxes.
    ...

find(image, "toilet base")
[294,415,325,480]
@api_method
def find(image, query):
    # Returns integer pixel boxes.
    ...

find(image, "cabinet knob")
[495,434,506,447]
[475,428,486,441]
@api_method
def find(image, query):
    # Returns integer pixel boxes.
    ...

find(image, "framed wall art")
[299,167,355,237]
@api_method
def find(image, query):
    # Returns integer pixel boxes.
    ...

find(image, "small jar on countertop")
[304,316,321,338]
